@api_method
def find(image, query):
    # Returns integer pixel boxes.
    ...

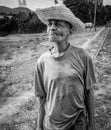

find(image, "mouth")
[50,33,56,35]
[50,32,63,37]
[50,32,57,35]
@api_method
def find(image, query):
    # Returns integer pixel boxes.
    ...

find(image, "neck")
[53,40,70,53]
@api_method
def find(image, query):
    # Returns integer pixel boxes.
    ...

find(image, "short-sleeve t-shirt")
[35,45,96,130]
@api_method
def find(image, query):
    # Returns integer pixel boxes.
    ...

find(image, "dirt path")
[94,28,111,130]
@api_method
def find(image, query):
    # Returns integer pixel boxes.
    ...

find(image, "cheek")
[62,30,70,37]
[66,28,70,34]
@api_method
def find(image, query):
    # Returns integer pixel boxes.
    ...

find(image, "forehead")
[48,19,71,27]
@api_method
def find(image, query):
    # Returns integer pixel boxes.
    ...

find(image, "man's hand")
[36,127,44,130]
[87,124,96,130]
[36,97,45,130]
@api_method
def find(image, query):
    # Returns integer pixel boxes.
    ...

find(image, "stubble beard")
[49,32,68,43]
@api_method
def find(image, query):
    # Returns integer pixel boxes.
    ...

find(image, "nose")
[49,21,57,31]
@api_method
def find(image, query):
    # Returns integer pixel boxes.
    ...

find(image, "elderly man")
[35,4,96,130]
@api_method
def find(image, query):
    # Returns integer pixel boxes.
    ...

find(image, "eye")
[57,22,65,27]
[48,23,52,27]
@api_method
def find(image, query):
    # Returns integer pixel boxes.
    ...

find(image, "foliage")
[0,11,46,36]
[64,0,111,25]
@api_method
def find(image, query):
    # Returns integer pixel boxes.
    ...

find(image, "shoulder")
[37,51,50,65]
[70,45,90,58]
[70,46,93,66]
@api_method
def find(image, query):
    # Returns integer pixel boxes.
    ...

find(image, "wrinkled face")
[47,19,72,43]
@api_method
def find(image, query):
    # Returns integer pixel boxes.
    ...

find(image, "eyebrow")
[48,19,72,28]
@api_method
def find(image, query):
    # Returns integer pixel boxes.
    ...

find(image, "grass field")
[0,27,111,130]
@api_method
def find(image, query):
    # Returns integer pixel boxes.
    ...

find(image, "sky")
[103,0,111,6]
[0,0,55,11]
[0,0,111,11]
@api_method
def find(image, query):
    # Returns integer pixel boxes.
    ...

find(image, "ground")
[0,27,111,130]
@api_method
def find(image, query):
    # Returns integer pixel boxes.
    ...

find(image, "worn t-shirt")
[35,45,96,130]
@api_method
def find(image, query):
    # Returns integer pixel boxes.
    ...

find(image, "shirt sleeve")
[84,54,96,90]
[34,59,46,98]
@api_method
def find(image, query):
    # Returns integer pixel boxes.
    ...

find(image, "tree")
[64,0,91,22]
[64,0,104,25]
[54,0,58,4]
[23,0,27,6]
[18,0,22,6]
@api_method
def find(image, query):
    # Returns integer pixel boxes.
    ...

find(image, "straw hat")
[35,4,85,34]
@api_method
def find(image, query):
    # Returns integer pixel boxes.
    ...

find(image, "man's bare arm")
[85,88,96,130]
[36,97,46,130]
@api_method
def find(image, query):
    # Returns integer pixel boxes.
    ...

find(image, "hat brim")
[36,5,85,34]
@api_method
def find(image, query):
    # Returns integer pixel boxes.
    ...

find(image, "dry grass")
[0,28,111,130]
